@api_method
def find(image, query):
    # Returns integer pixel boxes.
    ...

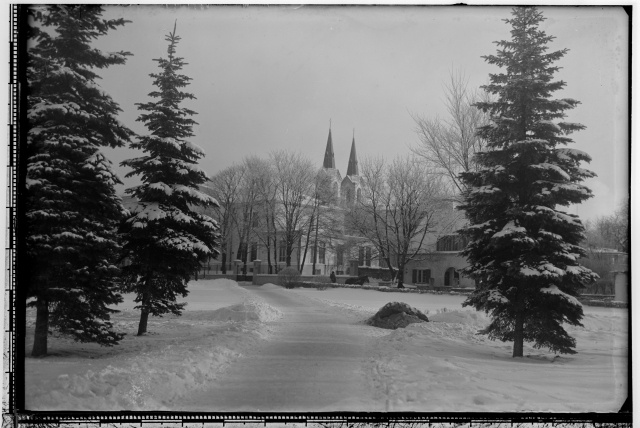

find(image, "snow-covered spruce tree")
[459,7,598,357]
[25,5,133,356]
[120,24,220,336]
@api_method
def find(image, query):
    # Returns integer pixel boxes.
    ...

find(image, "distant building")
[207,125,380,277]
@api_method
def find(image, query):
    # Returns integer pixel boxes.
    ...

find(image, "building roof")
[346,132,358,176]
[323,127,335,169]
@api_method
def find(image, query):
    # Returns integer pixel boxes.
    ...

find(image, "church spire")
[346,130,358,176]
[323,121,335,169]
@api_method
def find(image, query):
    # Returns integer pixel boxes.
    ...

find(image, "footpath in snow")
[24,279,282,411]
[25,280,628,412]
[176,282,381,412]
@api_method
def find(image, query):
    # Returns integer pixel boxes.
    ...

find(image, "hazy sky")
[92,5,629,222]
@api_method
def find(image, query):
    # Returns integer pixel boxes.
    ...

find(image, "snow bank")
[290,287,467,315]
[208,299,282,323]
[366,306,628,412]
[25,279,282,411]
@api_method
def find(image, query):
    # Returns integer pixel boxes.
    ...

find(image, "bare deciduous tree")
[347,155,450,288]
[206,164,244,273]
[271,150,316,268]
[247,157,279,273]
[584,199,629,253]
[300,172,344,275]
[411,70,490,196]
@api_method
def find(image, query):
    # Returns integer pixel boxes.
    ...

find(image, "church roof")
[346,132,358,176]
[323,127,335,169]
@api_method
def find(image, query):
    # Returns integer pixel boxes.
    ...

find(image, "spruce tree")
[459,7,598,357]
[25,5,133,356]
[120,24,220,336]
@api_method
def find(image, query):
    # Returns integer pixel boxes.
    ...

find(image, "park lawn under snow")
[292,287,628,412]
[24,279,283,411]
[25,280,627,412]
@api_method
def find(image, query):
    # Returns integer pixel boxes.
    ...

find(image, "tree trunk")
[137,309,150,336]
[512,309,524,357]
[221,251,227,274]
[32,297,49,357]
[312,213,319,275]
[137,289,151,336]
[396,267,405,288]
[272,236,277,273]
[301,214,313,274]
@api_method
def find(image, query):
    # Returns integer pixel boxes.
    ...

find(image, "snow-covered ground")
[25,279,282,410]
[292,287,629,412]
[25,280,628,412]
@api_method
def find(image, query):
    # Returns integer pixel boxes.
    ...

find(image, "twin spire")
[323,126,335,169]
[323,122,358,176]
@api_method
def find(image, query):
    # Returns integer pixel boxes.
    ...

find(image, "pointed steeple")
[323,121,335,169]
[346,129,358,176]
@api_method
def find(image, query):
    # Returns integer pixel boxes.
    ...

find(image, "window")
[358,247,365,266]
[252,216,260,228]
[278,240,287,263]
[250,242,258,262]
[319,242,326,264]
[365,247,371,267]
[356,188,362,202]
[412,269,431,284]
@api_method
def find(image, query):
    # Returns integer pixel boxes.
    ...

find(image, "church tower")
[318,121,342,203]
[323,125,336,169]
[346,131,358,176]
[341,129,362,206]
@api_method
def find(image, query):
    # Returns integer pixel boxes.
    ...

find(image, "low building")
[403,234,474,288]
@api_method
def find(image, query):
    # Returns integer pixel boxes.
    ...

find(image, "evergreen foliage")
[25,5,133,356]
[120,24,220,336]
[459,7,598,356]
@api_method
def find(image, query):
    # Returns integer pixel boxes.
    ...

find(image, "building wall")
[404,252,474,288]
[208,229,380,277]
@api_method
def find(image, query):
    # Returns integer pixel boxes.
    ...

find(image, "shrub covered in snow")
[277,267,301,289]
[367,302,429,330]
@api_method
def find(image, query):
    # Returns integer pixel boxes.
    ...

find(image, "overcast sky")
[93,5,629,223]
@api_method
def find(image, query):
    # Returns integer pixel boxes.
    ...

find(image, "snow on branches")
[25,5,133,355]
[459,7,597,356]
[120,24,220,336]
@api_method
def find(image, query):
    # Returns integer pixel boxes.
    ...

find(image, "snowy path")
[176,284,379,412]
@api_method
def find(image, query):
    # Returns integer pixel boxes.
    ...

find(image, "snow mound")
[209,299,282,323]
[26,279,282,411]
[367,302,429,330]
[429,309,488,327]
[188,278,238,291]
[28,331,254,411]
[260,282,282,290]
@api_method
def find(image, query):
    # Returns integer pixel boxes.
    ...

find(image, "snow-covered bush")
[277,267,301,289]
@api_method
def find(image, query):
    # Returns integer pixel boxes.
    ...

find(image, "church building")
[203,124,474,288]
